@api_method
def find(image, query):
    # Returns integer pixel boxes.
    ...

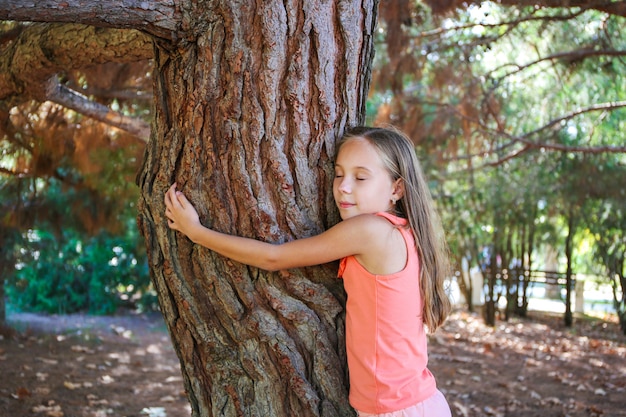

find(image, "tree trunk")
[484,207,502,326]
[613,262,626,335]
[484,237,498,327]
[521,214,536,317]
[514,223,526,317]
[136,2,378,416]
[503,230,512,321]
[564,207,576,327]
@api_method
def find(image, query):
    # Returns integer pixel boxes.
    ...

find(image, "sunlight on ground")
[141,407,167,417]
[141,404,192,417]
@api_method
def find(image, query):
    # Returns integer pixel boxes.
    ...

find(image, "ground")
[1,310,624,417]
[0,312,190,417]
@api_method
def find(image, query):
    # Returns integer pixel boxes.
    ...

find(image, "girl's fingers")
[165,184,174,206]
[164,185,181,225]
[165,184,181,209]
[175,191,186,208]
[164,183,199,234]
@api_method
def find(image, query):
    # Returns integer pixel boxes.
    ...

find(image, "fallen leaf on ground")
[12,386,31,399]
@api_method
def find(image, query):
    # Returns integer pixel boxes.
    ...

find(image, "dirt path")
[429,311,626,417]
[1,310,625,417]
[1,312,190,417]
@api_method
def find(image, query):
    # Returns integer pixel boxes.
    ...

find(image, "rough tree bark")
[1,1,378,415]
[135,2,378,415]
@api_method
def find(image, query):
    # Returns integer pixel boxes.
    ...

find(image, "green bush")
[8,228,154,315]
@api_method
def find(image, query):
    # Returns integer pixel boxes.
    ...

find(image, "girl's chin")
[338,210,357,220]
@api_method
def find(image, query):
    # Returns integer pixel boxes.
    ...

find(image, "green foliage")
[369,2,626,325]
[7,227,153,315]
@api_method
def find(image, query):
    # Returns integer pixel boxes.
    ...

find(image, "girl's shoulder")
[344,213,409,275]
[341,212,398,234]
[329,213,407,255]
[327,213,395,251]
[344,212,408,236]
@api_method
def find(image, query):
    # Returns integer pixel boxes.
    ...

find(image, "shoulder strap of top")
[375,211,408,227]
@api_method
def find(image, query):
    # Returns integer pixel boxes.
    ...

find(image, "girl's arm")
[164,184,383,271]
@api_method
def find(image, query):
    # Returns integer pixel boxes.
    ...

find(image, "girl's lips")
[339,202,355,209]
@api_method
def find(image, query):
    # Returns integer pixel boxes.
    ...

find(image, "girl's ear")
[392,178,405,201]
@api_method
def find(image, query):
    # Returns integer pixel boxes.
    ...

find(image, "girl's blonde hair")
[336,126,452,332]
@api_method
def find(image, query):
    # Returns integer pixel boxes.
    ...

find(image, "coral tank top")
[338,212,436,414]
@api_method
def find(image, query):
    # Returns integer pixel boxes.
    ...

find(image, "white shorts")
[357,390,451,417]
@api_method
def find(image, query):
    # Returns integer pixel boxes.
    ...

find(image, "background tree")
[590,201,626,333]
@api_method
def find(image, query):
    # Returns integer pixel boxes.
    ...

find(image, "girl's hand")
[164,183,201,238]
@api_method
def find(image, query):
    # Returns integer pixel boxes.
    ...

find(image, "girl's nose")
[338,177,352,193]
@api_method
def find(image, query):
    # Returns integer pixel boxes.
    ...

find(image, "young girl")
[165,126,452,417]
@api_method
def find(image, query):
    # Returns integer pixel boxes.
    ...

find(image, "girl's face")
[333,137,402,220]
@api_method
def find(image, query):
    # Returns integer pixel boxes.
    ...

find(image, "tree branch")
[0,23,152,108]
[484,144,533,167]
[46,80,150,142]
[442,100,626,170]
[73,86,153,103]
[493,48,626,80]
[521,101,626,141]
[427,0,626,18]
[416,7,587,39]
[0,165,27,177]
[0,0,179,40]
[494,0,626,18]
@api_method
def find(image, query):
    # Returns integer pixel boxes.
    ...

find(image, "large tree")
[1,1,378,416]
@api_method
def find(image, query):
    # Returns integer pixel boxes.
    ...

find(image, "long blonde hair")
[336,126,452,332]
